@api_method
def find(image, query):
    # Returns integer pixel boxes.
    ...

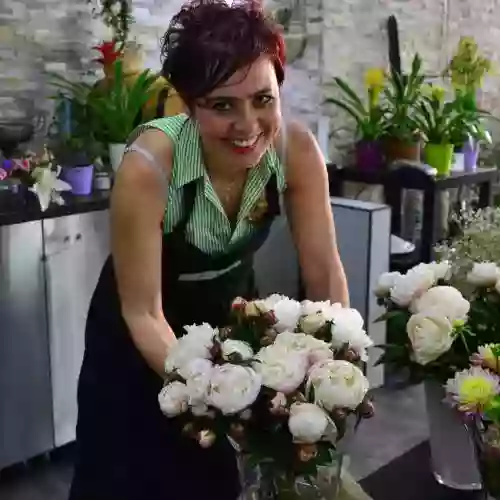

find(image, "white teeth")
[232,137,259,147]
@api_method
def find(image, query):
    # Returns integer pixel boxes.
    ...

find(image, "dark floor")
[0,442,489,500]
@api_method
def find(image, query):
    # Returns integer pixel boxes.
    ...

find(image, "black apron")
[69,175,280,500]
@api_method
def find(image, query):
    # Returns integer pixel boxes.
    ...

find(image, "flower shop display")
[382,54,425,163]
[374,261,484,489]
[326,68,387,170]
[445,344,500,498]
[158,295,375,499]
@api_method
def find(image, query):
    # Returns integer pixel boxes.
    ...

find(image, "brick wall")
[1,0,499,160]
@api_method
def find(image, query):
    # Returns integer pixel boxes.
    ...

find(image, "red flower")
[92,41,123,66]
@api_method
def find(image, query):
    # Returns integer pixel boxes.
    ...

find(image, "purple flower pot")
[462,140,480,172]
[63,164,94,195]
[355,140,385,170]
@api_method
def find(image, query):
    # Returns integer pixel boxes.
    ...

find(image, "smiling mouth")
[230,135,262,148]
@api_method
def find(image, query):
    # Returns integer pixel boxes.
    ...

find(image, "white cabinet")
[43,211,110,447]
[0,221,54,469]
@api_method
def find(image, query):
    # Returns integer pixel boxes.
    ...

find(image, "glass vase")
[238,452,344,500]
[424,380,482,490]
[477,425,500,499]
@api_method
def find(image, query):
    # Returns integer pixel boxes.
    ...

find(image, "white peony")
[466,262,500,287]
[411,286,470,323]
[207,364,262,415]
[298,312,328,335]
[406,312,454,365]
[308,360,369,411]
[254,344,308,393]
[183,323,218,346]
[158,381,189,417]
[301,300,334,316]
[390,266,436,307]
[288,403,329,444]
[178,358,213,405]
[428,261,451,282]
[374,272,401,297]
[328,307,373,361]
[261,294,302,332]
[165,323,217,373]
[221,339,254,361]
[274,331,333,364]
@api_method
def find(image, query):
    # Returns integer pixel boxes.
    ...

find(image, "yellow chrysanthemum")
[446,366,500,413]
[364,68,385,89]
[478,344,500,373]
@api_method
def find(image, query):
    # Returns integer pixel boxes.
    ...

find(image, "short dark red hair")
[160,0,285,105]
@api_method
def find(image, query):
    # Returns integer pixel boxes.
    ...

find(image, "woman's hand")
[111,129,178,376]
[282,122,349,306]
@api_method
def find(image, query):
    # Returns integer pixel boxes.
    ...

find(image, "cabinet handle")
[76,233,82,241]
[64,236,70,243]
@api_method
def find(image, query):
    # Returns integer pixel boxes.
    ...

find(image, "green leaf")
[333,77,367,115]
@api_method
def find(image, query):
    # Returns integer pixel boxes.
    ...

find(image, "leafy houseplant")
[383,54,425,162]
[326,68,387,170]
[413,86,464,175]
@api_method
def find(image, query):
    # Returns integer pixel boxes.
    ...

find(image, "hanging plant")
[87,0,134,48]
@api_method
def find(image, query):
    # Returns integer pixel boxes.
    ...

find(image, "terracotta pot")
[383,137,420,163]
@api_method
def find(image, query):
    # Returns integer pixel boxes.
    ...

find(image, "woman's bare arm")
[111,129,177,376]
[283,122,349,306]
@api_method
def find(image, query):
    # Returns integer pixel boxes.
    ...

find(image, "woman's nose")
[232,102,260,136]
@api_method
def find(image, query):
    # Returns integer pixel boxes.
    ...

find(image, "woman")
[69,1,348,499]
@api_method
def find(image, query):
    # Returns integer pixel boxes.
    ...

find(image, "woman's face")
[193,55,282,171]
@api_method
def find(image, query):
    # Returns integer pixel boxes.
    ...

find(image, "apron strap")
[173,180,198,234]
[264,174,281,217]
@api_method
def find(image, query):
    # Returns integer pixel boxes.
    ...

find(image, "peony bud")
[297,443,318,462]
[232,297,247,310]
[198,430,216,448]
[344,348,361,363]
[244,301,261,317]
[359,399,375,419]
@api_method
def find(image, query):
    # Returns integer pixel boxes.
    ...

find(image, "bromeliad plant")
[413,85,461,144]
[325,68,388,141]
[47,60,160,145]
[383,54,426,142]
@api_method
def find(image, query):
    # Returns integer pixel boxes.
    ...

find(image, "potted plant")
[450,90,493,171]
[47,95,101,195]
[383,54,425,162]
[326,68,387,170]
[413,85,464,175]
[444,37,492,169]
[87,60,161,171]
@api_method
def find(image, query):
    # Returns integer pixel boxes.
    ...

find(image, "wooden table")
[327,164,498,264]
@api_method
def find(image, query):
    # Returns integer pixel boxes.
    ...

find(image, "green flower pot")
[424,143,454,175]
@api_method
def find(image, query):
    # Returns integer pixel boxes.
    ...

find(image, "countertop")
[0,190,110,226]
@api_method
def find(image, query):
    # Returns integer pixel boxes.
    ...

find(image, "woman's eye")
[212,101,232,112]
[255,95,274,106]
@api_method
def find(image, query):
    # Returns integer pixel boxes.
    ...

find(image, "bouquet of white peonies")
[158,295,374,498]
[375,261,474,383]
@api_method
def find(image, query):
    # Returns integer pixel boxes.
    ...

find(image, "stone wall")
[1,0,500,159]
